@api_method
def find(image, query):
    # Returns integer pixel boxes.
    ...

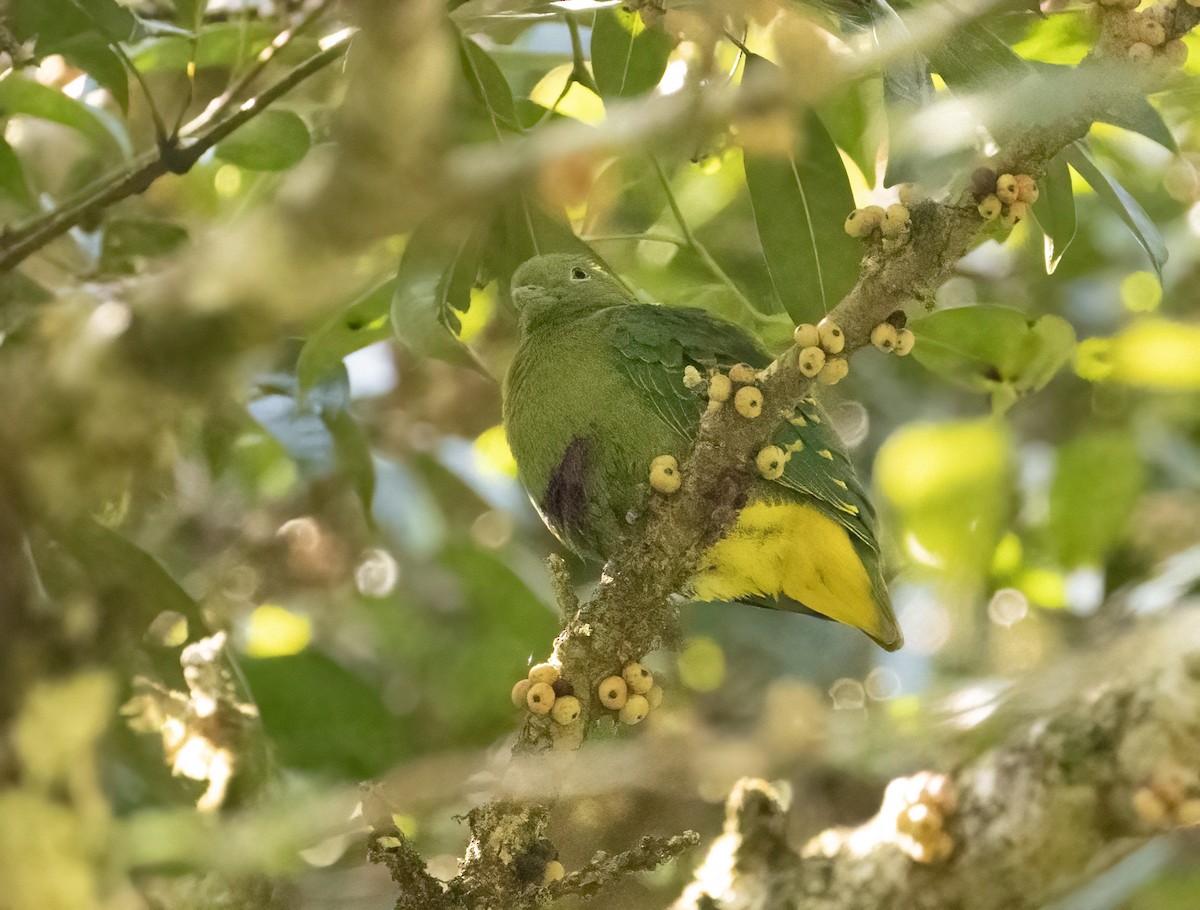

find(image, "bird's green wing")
[608,304,769,441]
[768,396,879,549]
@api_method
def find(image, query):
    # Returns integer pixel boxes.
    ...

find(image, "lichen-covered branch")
[674,614,1200,910]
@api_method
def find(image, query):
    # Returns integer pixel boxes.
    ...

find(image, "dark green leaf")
[929,22,1029,89]
[297,279,395,392]
[1033,153,1076,275]
[1050,430,1144,568]
[324,407,376,520]
[0,270,55,307]
[392,216,483,368]
[910,306,1075,408]
[871,0,933,186]
[0,137,34,207]
[0,77,130,157]
[459,34,520,132]
[590,7,672,99]
[742,56,859,324]
[817,78,884,187]
[215,109,311,170]
[1065,141,1167,280]
[131,22,287,72]
[100,218,189,273]
[1097,95,1177,153]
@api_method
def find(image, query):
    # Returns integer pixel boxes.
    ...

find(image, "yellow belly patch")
[692,501,892,644]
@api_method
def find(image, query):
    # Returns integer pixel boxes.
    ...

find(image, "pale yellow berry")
[1133,786,1170,826]
[1140,18,1166,45]
[871,322,899,352]
[756,445,787,480]
[1163,39,1188,66]
[880,203,911,238]
[682,365,704,389]
[977,194,1002,221]
[793,323,820,348]
[920,831,954,863]
[622,661,654,694]
[995,174,1019,204]
[844,208,875,237]
[895,328,916,356]
[619,694,650,725]
[897,183,925,206]
[598,675,628,709]
[526,681,556,715]
[1176,799,1200,827]
[1150,767,1190,806]
[528,662,560,684]
[1120,0,1141,10]
[734,386,762,419]
[817,319,845,354]
[861,205,886,228]
[728,363,758,383]
[550,694,582,725]
[1128,41,1154,61]
[511,678,533,707]
[897,801,942,840]
[1001,201,1028,228]
[1014,174,1039,204]
[797,346,826,377]
[543,860,565,883]
[708,372,732,402]
[646,685,663,709]
[649,454,681,493]
[818,358,849,385]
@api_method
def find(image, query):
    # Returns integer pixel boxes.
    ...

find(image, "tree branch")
[0,30,352,277]
[674,613,1200,910]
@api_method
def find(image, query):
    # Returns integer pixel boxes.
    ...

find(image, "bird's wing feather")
[609,304,769,440]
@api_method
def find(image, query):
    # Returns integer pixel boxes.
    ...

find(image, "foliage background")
[1,0,1200,907]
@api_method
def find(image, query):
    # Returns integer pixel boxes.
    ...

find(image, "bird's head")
[510,254,626,329]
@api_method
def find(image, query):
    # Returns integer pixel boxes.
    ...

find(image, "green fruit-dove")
[502,253,902,651]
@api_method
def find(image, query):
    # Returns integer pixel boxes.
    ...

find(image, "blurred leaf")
[372,456,446,559]
[215,109,310,171]
[910,306,1076,409]
[1065,142,1167,281]
[590,7,671,98]
[100,218,189,273]
[743,56,859,324]
[1082,318,1200,389]
[10,0,140,110]
[1098,96,1177,152]
[0,77,130,157]
[131,23,291,72]
[1034,153,1076,275]
[459,34,521,132]
[248,368,376,514]
[392,216,482,368]
[930,22,1028,89]
[0,137,33,207]
[241,651,410,777]
[297,279,395,392]
[0,270,54,306]
[875,418,1013,580]
[172,0,207,26]
[1050,430,1144,568]
[871,0,933,186]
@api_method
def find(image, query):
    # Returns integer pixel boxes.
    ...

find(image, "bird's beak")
[512,284,543,305]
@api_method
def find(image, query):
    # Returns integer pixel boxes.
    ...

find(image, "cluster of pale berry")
[888,771,957,864]
[512,662,585,749]
[1095,0,1190,66]
[972,168,1038,229]
[597,661,663,724]
[791,318,850,384]
[844,203,911,243]
[1130,763,1200,830]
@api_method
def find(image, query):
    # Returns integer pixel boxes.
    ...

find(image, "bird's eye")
[571,267,590,281]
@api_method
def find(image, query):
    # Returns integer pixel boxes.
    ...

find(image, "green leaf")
[131,22,288,72]
[458,34,520,132]
[929,23,1029,89]
[392,217,482,368]
[215,109,311,170]
[297,279,395,392]
[871,0,933,186]
[910,305,1076,407]
[1097,95,1177,153]
[742,55,860,324]
[100,218,189,274]
[1050,430,1144,568]
[1033,153,1076,275]
[0,137,34,207]
[590,7,672,98]
[1065,141,1168,280]
[0,270,54,307]
[0,77,130,157]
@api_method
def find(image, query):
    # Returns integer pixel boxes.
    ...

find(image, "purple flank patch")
[543,436,589,532]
